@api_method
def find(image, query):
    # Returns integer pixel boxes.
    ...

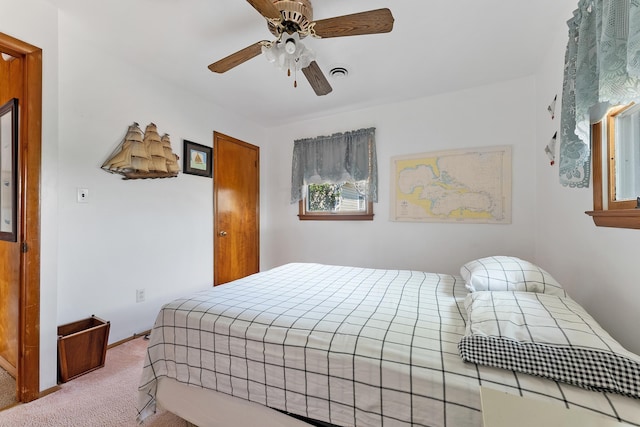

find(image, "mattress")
[138,263,640,426]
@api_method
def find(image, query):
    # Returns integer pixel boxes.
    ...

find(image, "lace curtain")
[290,127,377,204]
[560,0,640,188]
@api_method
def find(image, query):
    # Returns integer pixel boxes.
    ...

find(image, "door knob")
[219,231,228,237]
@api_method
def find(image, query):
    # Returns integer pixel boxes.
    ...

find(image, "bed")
[137,260,640,426]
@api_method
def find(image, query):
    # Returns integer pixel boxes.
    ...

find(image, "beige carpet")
[0,368,16,410]
[0,337,186,426]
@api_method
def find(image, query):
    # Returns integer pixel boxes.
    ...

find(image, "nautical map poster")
[390,146,512,224]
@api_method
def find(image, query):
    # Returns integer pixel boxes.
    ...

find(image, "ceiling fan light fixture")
[262,32,315,84]
[263,44,277,63]
[284,38,297,54]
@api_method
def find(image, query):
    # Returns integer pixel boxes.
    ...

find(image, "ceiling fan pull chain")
[293,65,297,88]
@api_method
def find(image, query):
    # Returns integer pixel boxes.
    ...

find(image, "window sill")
[585,209,640,229]
[298,213,374,221]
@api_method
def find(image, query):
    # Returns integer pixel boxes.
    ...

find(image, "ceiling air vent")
[329,67,349,79]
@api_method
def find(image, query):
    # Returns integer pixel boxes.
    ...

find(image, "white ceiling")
[49,0,571,127]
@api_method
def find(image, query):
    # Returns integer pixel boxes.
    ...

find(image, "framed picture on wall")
[183,140,212,178]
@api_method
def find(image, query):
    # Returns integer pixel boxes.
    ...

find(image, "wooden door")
[213,132,259,285]
[0,45,23,382]
[0,32,42,403]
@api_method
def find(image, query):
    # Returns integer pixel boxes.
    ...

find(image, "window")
[298,181,374,220]
[291,127,377,221]
[608,104,640,209]
[586,104,640,229]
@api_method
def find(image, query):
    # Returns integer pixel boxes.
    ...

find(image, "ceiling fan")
[208,0,394,96]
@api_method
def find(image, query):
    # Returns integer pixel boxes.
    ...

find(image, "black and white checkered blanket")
[137,263,640,426]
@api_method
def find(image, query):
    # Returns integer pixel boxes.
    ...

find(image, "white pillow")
[460,255,566,296]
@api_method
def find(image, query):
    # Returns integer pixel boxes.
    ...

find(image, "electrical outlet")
[136,288,145,303]
[77,188,89,203]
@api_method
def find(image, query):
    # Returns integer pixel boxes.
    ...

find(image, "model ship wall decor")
[101,122,180,179]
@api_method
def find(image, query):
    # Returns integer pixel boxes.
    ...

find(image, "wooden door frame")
[0,32,42,402]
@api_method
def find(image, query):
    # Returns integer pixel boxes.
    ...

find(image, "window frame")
[586,106,640,229]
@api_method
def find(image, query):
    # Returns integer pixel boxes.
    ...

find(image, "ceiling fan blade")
[313,8,394,38]
[302,61,332,96]
[246,0,282,20]
[208,42,265,73]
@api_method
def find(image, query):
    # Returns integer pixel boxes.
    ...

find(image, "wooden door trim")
[213,131,260,285]
[0,32,42,403]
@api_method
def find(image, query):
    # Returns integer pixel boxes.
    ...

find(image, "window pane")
[307,183,340,212]
[614,105,640,201]
[306,181,367,213]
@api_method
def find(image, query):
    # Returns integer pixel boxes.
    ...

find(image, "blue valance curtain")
[291,127,377,204]
[560,0,640,187]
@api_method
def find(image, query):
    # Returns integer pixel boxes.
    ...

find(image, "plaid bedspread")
[138,263,640,426]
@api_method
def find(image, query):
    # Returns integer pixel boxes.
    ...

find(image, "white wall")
[260,0,640,358]
[262,76,539,276]
[3,0,267,391]
[534,0,640,355]
[55,10,266,341]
